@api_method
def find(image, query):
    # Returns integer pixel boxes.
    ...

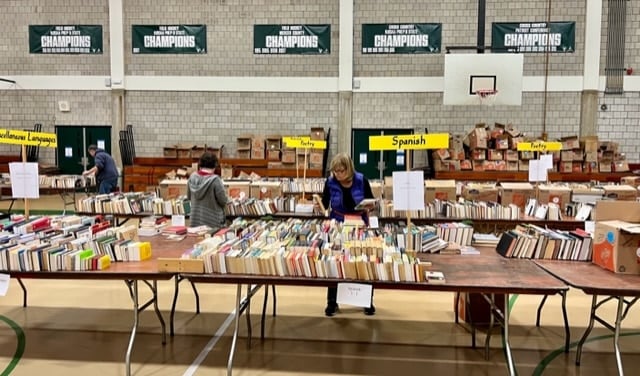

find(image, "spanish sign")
[517,141,562,152]
[369,133,449,151]
[0,129,57,148]
[254,25,330,54]
[492,22,575,53]
[362,23,441,54]
[29,25,103,54]
[132,25,207,54]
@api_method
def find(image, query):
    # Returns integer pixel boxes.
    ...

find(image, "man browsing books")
[320,153,376,317]
[83,144,119,194]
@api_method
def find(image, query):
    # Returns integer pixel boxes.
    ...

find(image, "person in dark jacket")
[83,144,119,194]
[187,152,228,233]
[321,152,375,317]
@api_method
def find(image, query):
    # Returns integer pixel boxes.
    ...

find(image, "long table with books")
[184,253,569,376]
[5,235,199,376]
[535,260,640,376]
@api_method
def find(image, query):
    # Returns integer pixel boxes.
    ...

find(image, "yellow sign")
[517,141,562,152]
[0,129,57,148]
[369,133,449,151]
[285,138,326,149]
[282,136,310,148]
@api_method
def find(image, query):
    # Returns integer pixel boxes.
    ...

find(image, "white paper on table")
[540,154,554,170]
[9,162,39,199]
[172,215,186,226]
[528,160,548,182]
[584,221,595,234]
[368,216,379,229]
[392,171,424,211]
[336,282,373,308]
[0,274,9,297]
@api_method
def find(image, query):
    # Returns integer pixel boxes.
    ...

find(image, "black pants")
[327,286,374,308]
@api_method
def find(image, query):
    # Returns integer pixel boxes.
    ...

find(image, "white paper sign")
[540,154,554,170]
[528,160,548,182]
[584,221,595,234]
[9,162,39,199]
[336,282,373,308]
[171,215,186,226]
[97,140,106,149]
[65,147,73,157]
[359,153,367,164]
[368,216,379,229]
[0,273,9,297]
[392,171,425,211]
[396,150,405,166]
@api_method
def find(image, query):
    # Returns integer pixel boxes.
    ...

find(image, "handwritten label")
[517,141,562,152]
[0,129,58,148]
[369,133,449,150]
[336,282,373,308]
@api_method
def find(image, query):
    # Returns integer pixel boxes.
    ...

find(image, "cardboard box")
[266,149,281,161]
[602,185,637,201]
[593,219,640,274]
[370,180,383,199]
[449,149,465,160]
[593,200,640,221]
[482,161,497,171]
[237,135,252,149]
[581,136,599,152]
[237,149,250,159]
[499,182,535,209]
[309,151,323,165]
[537,184,572,210]
[158,179,188,199]
[462,183,499,202]
[472,160,484,171]
[224,181,251,199]
[266,137,282,150]
[310,127,326,140]
[471,149,486,161]
[613,161,630,172]
[433,149,451,160]
[507,161,519,171]
[384,176,393,200]
[251,148,265,160]
[561,136,580,150]
[425,180,456,202]
[465,125,488,149]
[518,160,529,171]
[282,149,296,163]
[505,150,519,161]
[487,150,504,161]
[599,162,613,172]
[621,176,640,188]
[163,146,177,158]
[250,181,282,199]
[251,137,265,150]
[460,160,472,170]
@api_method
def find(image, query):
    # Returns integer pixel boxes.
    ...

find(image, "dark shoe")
[364,305,376,316]
[325,303,339,317]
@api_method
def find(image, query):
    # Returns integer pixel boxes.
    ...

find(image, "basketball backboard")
[443,53,524,105]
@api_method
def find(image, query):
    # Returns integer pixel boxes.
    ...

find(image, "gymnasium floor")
[1,196,639,376]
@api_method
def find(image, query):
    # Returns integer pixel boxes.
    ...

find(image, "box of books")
[499,182,534,210]
[461,183,498,202]
[224,181,251,199]
[158,179,188,199]
[250,181,282,199]
[602,185,637,201]
[593,218,640,274]
[537,184,572,211]
[424,180,456,203]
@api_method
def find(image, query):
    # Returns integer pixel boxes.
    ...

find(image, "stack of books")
[496,224,592,260]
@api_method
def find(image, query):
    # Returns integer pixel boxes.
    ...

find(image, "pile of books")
[378,199,521,220]
[496,224,592,260]
[281,178,325,194]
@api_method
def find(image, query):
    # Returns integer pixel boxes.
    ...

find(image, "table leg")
[148,280,166,345]
[125,280,139,376]
[560,290,570,353]
[227,284,242,376]
[484,293,495,361]
[16,278,27,307]
[271,285,277,317]
[454,291,460,324]
[613,296,625,376]
[536,295,548,327]
[246,284,252,348]
[170,275,180,337]
[503,293,516,376]
[190,280,201,314]
[261,284,269,341]
[576,294,598,366]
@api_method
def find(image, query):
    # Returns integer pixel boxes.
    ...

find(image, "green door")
[56,126,111,174]
[352,129,414,180]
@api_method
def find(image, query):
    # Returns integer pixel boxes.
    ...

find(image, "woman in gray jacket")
[187,152,228,233]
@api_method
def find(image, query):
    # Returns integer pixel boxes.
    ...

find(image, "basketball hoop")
[476,89,498,106]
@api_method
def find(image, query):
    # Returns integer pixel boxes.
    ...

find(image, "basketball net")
[476,89,498,106]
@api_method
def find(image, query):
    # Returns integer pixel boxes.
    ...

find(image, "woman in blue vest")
[321,153,375,316]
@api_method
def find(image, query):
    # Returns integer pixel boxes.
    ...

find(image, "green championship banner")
[132,25,207,54]
[492,21,575,53]
[29,25,103,54]
[254,25,330,54]
[362,23,441,54]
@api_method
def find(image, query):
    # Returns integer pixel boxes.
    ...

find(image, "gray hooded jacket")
[187,172,228,232]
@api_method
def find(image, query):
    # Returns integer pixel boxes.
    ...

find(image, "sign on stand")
[517,141,562,152]
[0,128,59,218]
[368,133,449,251]
[282,136,326,203]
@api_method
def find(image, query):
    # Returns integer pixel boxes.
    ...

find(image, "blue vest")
[328,172,365,222]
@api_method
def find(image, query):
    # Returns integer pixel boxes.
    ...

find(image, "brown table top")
[535,260,640,296]
[8,236,199,280]
[186,254,567,295]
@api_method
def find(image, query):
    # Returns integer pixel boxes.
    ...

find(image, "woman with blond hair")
[321,152,375,316]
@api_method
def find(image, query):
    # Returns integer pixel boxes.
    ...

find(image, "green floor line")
[500,294,520,375]
[0,315,26,376]
[532,331,640,376]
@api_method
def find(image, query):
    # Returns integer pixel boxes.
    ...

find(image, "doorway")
[56,126,112,175]
[351,128,414,180]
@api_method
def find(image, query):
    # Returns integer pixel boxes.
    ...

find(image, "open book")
[354,198,378,211]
